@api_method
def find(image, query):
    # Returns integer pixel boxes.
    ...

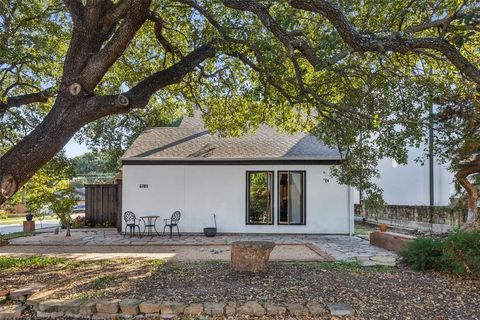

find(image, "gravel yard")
[1,258,479,319]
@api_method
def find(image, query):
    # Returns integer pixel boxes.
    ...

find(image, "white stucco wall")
[353,147,455,206]
[122,164,352,234]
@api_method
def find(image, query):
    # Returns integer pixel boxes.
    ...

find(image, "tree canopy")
[0,0,479,228]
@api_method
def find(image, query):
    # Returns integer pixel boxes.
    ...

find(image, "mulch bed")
[2,260,479,319]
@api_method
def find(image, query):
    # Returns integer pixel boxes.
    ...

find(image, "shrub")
[443,231,480,275]
[400,231,480,276]
[0,210,8,219]
[399,237,445,271]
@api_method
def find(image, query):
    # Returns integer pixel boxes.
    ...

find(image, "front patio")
[4,229,396,266]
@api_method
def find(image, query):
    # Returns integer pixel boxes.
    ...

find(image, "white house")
[122,116,354,234]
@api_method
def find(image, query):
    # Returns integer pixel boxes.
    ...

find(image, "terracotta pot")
[379,223,388,232]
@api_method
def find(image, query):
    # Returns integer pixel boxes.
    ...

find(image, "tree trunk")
[457,173,480,231]
[66,224,71,237]
[0,92,87,206]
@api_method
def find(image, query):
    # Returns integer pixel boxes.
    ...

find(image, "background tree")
[0,0,479,228]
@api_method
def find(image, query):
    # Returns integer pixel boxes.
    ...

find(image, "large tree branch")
[0,88,53,116]
[85,42,217,118]
[288,0,480,84]
[78,0,152,91]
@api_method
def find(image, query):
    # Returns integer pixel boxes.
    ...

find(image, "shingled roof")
[122,116,341,162]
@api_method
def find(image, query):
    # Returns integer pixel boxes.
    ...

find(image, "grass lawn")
[0,256,478,318]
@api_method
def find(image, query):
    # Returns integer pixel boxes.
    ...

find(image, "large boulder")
[231,241,275,272]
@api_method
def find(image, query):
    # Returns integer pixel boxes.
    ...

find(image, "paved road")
[0,221,59,234]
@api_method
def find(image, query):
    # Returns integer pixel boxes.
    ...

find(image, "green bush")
[0,210,8,219]
[400,231,480,276]
[399,237,445,271]
[443,231,480,275]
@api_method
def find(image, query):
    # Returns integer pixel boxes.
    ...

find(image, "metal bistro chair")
[124,211,142,237]
[163,211,181,238]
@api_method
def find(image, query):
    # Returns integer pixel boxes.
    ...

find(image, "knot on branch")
[69,83,82,96]
[117,94,129,106]
[1,175,17,198]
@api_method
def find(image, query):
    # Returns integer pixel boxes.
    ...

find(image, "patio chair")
[163,211,181,238]
[123,211,142,237]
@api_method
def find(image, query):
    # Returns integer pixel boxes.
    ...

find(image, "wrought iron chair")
[124,211,142,237]
[163,211,181,238]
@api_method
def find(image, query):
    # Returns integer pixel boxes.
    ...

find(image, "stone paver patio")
[6,229,397,265]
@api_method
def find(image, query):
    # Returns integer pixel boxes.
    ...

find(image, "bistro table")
[139,215,161,237]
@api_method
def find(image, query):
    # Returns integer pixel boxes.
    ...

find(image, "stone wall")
[355,204,466,233]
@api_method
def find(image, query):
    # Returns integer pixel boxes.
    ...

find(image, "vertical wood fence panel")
[85,182,122,229]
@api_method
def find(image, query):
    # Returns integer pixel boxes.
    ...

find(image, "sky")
[64,137,89,158]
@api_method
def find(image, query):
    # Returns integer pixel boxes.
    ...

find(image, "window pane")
[247,172,273,224]
[278,171,305,225]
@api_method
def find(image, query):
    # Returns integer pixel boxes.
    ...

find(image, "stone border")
[0,289,355,319]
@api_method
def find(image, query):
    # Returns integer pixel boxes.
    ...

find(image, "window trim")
[277,170,306,226]
[245,170,275,225]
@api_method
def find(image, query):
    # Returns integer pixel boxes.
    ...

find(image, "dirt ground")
[0,244,322,261]
[1,259,479,319]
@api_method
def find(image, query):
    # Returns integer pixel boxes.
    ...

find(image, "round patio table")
[139,215,161,237]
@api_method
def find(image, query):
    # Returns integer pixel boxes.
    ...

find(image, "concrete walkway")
[5,229,397,266]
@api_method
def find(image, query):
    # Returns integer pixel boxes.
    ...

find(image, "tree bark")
[456,162,480,231]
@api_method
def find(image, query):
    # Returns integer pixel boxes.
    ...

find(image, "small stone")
[92,313,111,320]
[204,302,225,316]
[133,315,145,320]
[139,301,161,314]
[9,283,46,300]
[286,303,308,316]
[306,302,327,316]
[225,302,236,316]
[265,304,286,316]
[183,303,203,316]
[36,311,64,319]
[370,255,396,266]
[97,299,121,314]
[38,299,64,312]
[119,299,141,316]
[159,302,185,315]
[237,301,265,316]
[0,305,25,320]
[200,248,204,252]
[144,313,161,320]
[111,314,132,320]
[327,303,355,316]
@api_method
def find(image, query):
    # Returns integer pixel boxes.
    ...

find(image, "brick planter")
[370,231,415,252]
[23,220,35,234]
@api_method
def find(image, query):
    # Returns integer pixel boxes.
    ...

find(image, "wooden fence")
[85,180,122,232]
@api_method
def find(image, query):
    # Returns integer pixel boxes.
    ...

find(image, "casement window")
[278,171,306,225]
[246,171,274,225]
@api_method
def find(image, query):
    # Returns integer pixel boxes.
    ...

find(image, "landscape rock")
[97,299,121,314]
[159,302,185,315]
[119,299,141,316]
[38,299,64,312]
[327,303,355,316]
[91,313,111,320]
[139,301,161,314]
[26,290,55,308]
[0,290,9,303]
[36,311,64,319]
[224,302,236,316]
[265,304,287,315]
[79,300,97,315]
[285,303,308,316]
[237,301,266,316]
[203,302,225,316]
[144,313,161,320]
[370,255,397,266]
[183,303,203,316]
[0,305,25,320]
[9,283,46,301]
[231,241,275,272]
[306,302,327,316]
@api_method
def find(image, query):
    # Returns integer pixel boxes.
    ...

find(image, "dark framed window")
[246,171,274,225]
[278,171,306,225]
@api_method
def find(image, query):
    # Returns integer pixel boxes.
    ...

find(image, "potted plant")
[25,213,34,221]
[379,223,388,232]
[203,214,217,237]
